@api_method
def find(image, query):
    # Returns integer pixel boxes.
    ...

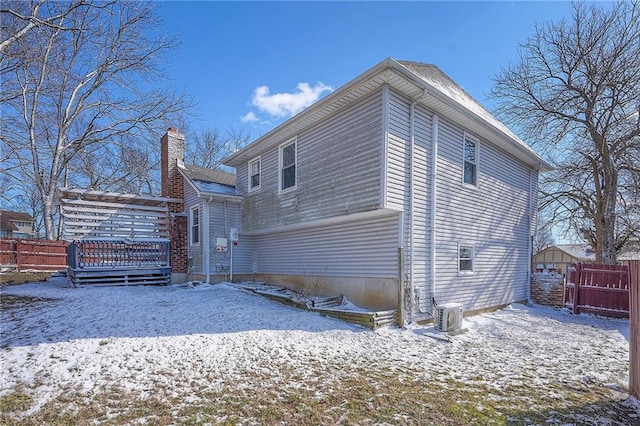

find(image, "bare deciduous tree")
[0,0,96,53]
[1,1,190,239]
[534,213,555,254]
[0,1,113,103]
[186,126,251,170]
[492,1,640,264]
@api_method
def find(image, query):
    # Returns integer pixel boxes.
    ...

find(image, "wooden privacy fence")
[0,239,69,272]
[565,263,629,318]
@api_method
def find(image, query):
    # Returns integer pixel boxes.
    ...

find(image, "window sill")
[278,186,297,196]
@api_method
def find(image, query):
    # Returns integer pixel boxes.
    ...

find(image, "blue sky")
[157,1,576,138]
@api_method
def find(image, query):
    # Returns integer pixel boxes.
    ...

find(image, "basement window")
[190,206,200,246]
[458,245,474,273]
[248,156,261,191]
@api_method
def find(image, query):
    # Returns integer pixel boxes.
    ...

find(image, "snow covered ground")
[1,277,638,425]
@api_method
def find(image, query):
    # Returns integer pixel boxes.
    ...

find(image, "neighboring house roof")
[549,244,596,262]
[0,210,34,232]
[536,243,640,262]
[618,241,640,261]
[224,57,552,172]
[179,164,241,199]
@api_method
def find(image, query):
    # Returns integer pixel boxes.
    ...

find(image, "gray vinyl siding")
[184,183,203,273]
[386,90,411,211]
[386,90,434,316]
[208,200,247,275]
[434,117,532,312]
[411,105,433,314]
[251,213,399,278]
[184,178,250,277]
[238,90,384,231]
[530,169,539,238]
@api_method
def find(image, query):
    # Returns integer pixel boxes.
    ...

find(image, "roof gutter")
[225,57,551,173]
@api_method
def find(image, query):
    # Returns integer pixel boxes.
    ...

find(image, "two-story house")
[0,210,35,239]
[164,58,550,322]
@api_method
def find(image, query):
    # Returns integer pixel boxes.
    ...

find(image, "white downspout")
[381,84,390,209]
[430,115,439,305]
[527,170,534,302]
[409,101,416,323]
[408,90,430,321]
[203,197,212,284]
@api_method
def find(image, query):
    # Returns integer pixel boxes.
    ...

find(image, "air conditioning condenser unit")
[434,303,463,332]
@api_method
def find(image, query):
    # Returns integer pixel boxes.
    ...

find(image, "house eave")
[223,57,551,173]
[199,192,244,202]
[223,58,396,167]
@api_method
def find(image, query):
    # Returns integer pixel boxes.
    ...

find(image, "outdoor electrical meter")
[215,238,228,253]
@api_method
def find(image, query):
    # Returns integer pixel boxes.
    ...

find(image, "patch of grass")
[0,272,52,285]
[3,363,635,425]
[506,399,639,425]
[0,391,32,413]
[0,294,58,311]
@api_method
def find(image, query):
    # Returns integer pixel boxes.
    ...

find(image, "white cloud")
[251,82,333,118]
[240,111,259,123]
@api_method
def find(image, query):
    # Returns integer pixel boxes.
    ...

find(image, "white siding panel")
[434,117,532,312]
[386,91,410,211]
[253,213,399,278]
[208,200,239,273]
[411,105,433,315]
[241,90,384,231]
[386,91,434,318]
[386,91,412,315]
[184,183,203,273]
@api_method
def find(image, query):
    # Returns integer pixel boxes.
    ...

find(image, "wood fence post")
[630,260,639,399]
[572,263,581,315]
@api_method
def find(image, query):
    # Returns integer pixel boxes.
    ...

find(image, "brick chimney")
[161,127,185,198]
[161,128,188,276]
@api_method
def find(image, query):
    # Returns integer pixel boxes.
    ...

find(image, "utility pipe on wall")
[409,90,429,320]
[409,100,416,323]
[203,197,212,284]
[430,115,439,305]
[527,169,535,302]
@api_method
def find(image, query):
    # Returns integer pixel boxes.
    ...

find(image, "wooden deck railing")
[67,240,170,269]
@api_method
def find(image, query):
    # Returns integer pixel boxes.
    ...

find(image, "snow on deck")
[0,277,635,420]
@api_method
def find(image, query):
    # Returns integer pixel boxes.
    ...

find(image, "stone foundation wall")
[531,272,565,307]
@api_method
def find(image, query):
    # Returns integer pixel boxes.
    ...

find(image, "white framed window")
[463,134,478,186]
[279,137,297,193]
[458,244,474,273]
[190,206,200,246]
[248,156,261,192]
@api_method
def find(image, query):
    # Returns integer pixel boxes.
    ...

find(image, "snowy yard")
[1,277,638,425]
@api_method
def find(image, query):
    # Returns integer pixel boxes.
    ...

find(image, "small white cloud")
[240,111,259,123]
[251,82,333,118]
